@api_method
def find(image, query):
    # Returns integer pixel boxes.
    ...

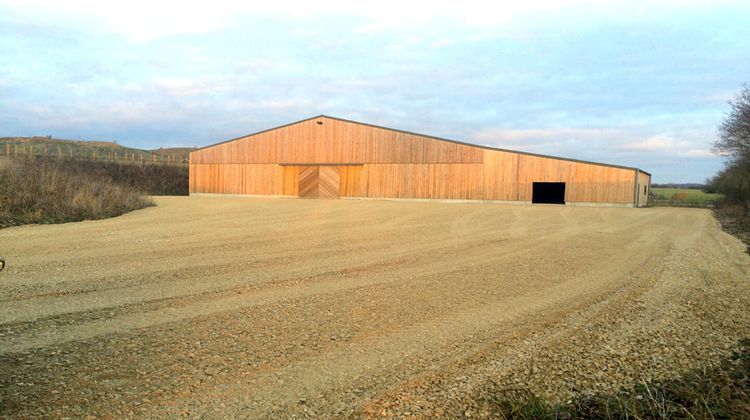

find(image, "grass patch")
[481,339,750,419]
[651,188,723,207]
[0,158,154,228]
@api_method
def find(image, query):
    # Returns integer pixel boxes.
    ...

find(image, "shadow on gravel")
[477,339,750,419]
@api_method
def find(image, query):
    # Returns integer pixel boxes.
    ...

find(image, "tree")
[707,160,750,204]
[715,84,750,160]
[710,84,750,207]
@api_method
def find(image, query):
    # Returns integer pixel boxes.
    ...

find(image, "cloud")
[0,0,745,183]
[472,127,621,143]
[0,0,229,42]
[682,149,715,158]
[467,127,628,152]
[154,77,225,97]
[618,134,677,151]
[0,0,740,41]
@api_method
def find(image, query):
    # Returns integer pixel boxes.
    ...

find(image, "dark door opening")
[532,182,566,204]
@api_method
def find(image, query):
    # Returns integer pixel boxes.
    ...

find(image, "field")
[651,187,723,206]
[1,197,749,417]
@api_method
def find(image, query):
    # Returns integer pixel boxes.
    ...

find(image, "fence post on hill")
[5,143,8,157]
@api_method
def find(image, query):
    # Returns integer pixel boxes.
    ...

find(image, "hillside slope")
[0,136,195,164]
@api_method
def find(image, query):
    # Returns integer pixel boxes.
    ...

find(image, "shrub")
[672,191,689,201]
[56,159,189,196]
[0,158,153,228]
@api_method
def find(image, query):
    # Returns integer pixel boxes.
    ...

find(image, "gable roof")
[192,114,651,176]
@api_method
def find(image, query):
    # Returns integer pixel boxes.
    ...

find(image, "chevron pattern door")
[297,166,340,199]
[318,166,340,199]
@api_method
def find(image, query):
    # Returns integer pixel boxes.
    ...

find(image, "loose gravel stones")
[0,198,748,418]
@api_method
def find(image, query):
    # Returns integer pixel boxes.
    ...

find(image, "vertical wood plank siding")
[190,117,482,164]
[190,116,639,205]
[298,167,320,198]
[636,171,651,207]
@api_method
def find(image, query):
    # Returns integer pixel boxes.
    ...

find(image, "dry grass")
[0,158,153,228]
[60,159,189,196]
[651,188,723,208]
[714,205,750,254]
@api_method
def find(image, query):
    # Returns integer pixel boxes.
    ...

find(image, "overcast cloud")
[1,0,749,182]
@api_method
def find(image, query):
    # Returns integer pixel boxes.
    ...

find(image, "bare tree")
[710,84,750,206]
[715,84,750,161]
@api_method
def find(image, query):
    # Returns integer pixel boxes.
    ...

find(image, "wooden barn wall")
[339,166,368,197]
[481,150,636,204]
[190,117,640,204]
[637,171,651,207]
[358,164,484,200]
[190,117,483,165]
[481,150,518,201]
[189,164,286,195]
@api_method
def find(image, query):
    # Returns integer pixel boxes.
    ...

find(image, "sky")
[1,1,749,182]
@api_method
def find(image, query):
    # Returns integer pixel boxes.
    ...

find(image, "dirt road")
[1,197,749,417]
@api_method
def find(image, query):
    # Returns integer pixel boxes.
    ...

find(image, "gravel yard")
[1,196,749,417]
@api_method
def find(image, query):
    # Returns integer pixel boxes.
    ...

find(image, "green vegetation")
[651,187,723,207]
[481,339,750,419]
[0,158,155,228]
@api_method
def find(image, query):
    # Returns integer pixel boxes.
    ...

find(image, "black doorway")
[532,182,566,204]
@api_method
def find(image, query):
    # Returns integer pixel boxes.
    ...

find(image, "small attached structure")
[190,115,651,207]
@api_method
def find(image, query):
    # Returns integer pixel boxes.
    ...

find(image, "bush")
[58,159,189,196]
[672,191,689,201]
[0,158,154,228]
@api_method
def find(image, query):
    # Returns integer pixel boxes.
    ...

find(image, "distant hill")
[0,136,196,164]
[150,147,198,155]
[651,183,708,189]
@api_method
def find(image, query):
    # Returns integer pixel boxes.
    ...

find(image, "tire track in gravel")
[0,214,607,353]
[2,206,653,418]
[2,198,748,419]
[0,199,604,332]
[151,212,669,418]
[356,209,750,417]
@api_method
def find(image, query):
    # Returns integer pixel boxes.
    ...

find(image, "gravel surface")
[0,196,748,418]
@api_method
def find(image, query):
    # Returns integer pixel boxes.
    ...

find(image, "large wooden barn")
[189,115,651,207]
